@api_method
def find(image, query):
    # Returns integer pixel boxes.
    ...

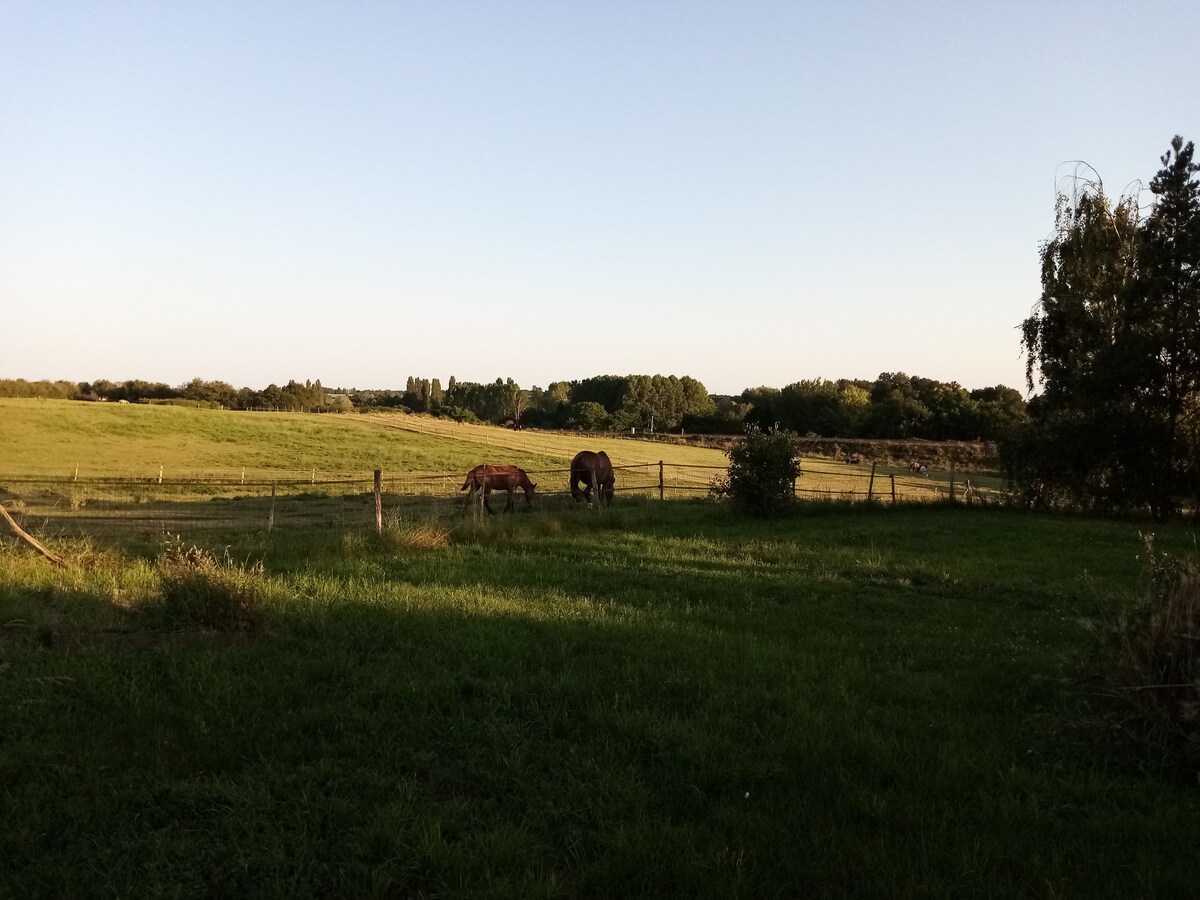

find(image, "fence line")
[0,459,1000,540]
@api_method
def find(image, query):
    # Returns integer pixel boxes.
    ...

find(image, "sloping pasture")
[0,399,564,479]
[1,402,1000,545]
[1,399,995,501]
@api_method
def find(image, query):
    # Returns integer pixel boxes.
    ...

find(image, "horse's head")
[519,472,537,503]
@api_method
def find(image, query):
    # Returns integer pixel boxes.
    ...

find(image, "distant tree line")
[0,377,343,411]
[344,371,1025,440]
[721,375,1028,442]
[0,379,80,399]
[0,370,1028,440]
[354,373,714,431]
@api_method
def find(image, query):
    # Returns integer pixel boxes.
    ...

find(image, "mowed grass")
[2,503,1198,898]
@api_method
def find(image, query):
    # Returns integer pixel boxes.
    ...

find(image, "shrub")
[724,427,801,516]
[152,536,266,632]
[436,406,481,424]
[1084,534,1199,770]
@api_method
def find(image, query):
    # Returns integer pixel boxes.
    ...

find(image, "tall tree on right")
[1014,136,1200,515]
[1141,137,1200,511]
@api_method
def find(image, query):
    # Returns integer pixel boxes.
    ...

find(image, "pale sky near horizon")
[1,1,1196,396]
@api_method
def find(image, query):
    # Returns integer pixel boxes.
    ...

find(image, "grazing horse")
[460,465,537,514]
[570,450,615,506]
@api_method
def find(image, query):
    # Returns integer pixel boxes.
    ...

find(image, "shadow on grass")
[2,510,1199,898]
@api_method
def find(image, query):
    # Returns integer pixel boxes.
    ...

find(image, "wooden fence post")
[949,465,956,502]
[374,469,383,533]
[867,462,876,501]
[268,482,276,533]
[158,465,163,484]
[890,473,896,503]
[658,461,665,501]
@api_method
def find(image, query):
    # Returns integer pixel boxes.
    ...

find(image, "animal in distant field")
[460,465,537,514]
[570,450,615,506]
[918,464,928,478]
[908,460,920,474]
[847,456,862,465]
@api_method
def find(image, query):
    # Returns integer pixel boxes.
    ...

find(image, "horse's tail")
[460,475,473,492]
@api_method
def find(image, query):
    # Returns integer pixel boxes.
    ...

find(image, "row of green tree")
[0,377,343,411]
[358,374,715,431]
[380,372,1027,440]
[1,370,1028,440]
[1012,135,1199,516]
[711,376,1026,441]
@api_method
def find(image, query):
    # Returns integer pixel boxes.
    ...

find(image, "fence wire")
[0,461,1001,541]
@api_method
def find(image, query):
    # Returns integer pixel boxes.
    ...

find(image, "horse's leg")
[504,486,514,513]
[482,486,495,515]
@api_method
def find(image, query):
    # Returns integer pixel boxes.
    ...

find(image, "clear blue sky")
[2,1,1195,395]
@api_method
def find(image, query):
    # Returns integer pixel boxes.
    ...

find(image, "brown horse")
[460,465,537,514]
[570,450,615,506]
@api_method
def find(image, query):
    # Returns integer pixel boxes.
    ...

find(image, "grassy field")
[2,502,1198,898]
[0,400,990,503]
[0,400,567,479]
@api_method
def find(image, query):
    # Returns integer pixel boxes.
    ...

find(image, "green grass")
[2,503,1198,897]
[0,399,568,478]
[0,399,995,505]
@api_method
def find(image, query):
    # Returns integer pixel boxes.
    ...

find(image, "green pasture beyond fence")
[0,461,996,539]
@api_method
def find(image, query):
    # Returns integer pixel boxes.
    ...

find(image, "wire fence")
[0,460,1003,541]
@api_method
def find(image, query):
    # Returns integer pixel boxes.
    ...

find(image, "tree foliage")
[737,375,1024,441]
[724,427,801,517]
[1014,136,1200,515]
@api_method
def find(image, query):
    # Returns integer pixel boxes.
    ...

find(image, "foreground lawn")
[1,503,1197,898]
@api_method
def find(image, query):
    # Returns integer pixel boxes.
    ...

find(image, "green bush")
[1084,534,1199,770]
[436,405,481,424]
[724,427,801,516]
